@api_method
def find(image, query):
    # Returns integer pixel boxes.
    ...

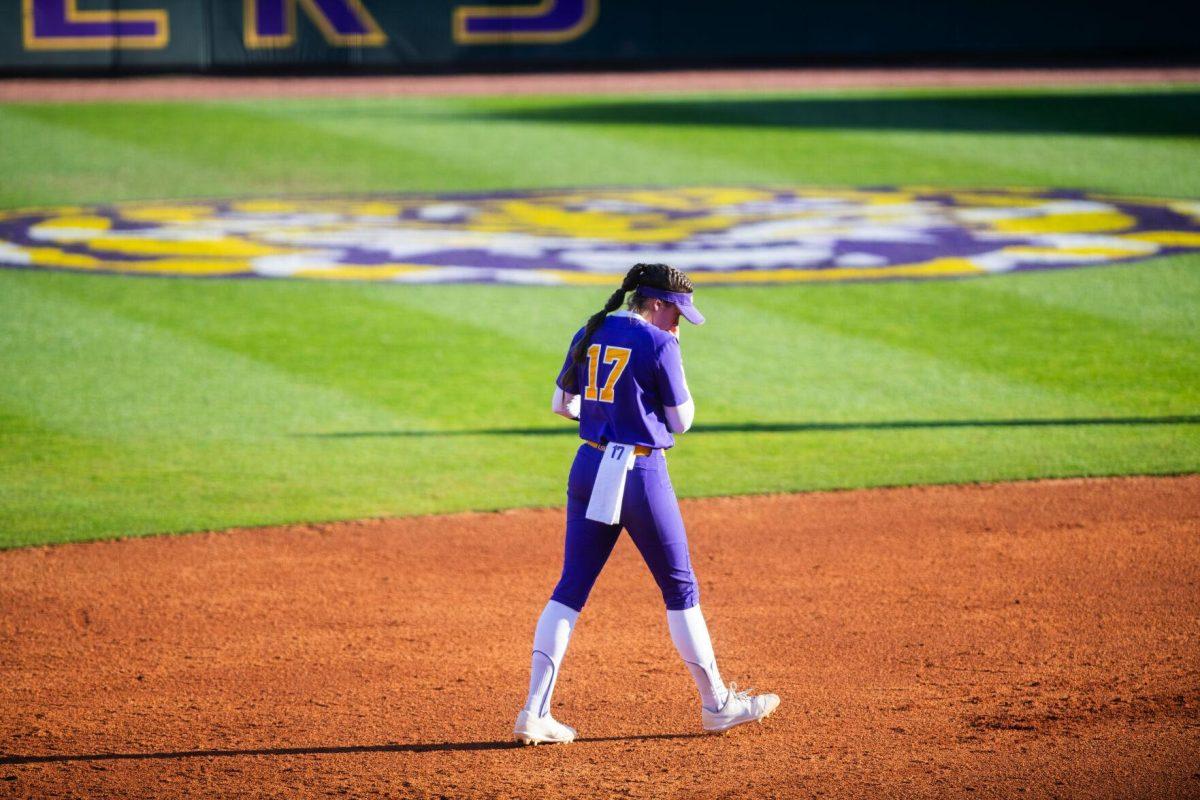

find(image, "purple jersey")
[556,311,690,450]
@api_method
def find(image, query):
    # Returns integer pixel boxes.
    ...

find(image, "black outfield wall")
[5,0,1199,74]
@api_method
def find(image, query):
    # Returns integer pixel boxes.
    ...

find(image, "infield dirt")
[1,475,1198,799]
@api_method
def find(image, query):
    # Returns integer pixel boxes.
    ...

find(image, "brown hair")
[561,263,693,393]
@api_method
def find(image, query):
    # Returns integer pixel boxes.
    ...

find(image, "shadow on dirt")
[0,732,705,764]
[298,413,1200,439]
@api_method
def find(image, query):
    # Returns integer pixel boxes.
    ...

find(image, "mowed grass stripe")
[280,93,1109,191]
[26,273,573,430]
[678,291,1087,423]
[873,130,1200,197]
[4,87,1199,208]
[0,275,576,544]
[0,428,573,547]
[450,88,1200,194]
[0,108,214,209]
[264,98,785,190]
[666,421,1196,502]
[979,254,1200,333]
[244,98,529,191]
[0,271,575,544]
[0,273,408,438]
[5,102,462,202]
[731,264,1200,413]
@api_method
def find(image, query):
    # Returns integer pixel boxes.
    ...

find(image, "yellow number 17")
[584,344,631,403]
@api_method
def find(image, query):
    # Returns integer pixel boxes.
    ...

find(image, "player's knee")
[549,581,590,613]
[661,576,699,611]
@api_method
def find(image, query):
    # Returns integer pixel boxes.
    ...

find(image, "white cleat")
[513,709,577,745]
[702,682,781,733]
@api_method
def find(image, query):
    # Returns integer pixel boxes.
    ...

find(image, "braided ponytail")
[562,263,647,393]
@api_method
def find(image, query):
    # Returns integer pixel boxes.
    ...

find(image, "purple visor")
[636,285,705,325]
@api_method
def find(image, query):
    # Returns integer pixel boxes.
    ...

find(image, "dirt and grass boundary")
[3,66,1200,102]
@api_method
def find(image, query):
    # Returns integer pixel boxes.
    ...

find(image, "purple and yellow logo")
[1,187,1198,285]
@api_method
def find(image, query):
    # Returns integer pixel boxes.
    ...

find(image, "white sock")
[667,604,730,712]
[523,600,579,718]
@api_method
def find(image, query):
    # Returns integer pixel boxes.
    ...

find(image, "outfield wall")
[6,0,1200,74]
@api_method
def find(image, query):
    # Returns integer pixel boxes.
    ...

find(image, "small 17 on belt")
[584,439,653,457]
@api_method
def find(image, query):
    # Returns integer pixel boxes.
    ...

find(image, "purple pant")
[550,444,700,612]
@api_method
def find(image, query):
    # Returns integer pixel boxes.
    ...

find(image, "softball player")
[514,263,780,745]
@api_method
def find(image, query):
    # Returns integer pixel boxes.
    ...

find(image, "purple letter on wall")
[245,0,386,48]
[23,0,168,50]
[454,0,598,45]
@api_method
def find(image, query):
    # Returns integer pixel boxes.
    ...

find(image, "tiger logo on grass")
[1,186,1197,284]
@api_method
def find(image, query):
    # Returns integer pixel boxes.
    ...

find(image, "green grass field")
[2,84,1198,547]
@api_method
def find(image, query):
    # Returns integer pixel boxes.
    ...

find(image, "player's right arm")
[551,328,586,421]
[551,386,581,421]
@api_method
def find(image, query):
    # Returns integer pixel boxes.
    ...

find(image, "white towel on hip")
[585,442,638,525]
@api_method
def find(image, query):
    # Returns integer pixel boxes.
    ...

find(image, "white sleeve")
[552,386,581,420]
[663,357,694,434]
[664,398,695,433]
